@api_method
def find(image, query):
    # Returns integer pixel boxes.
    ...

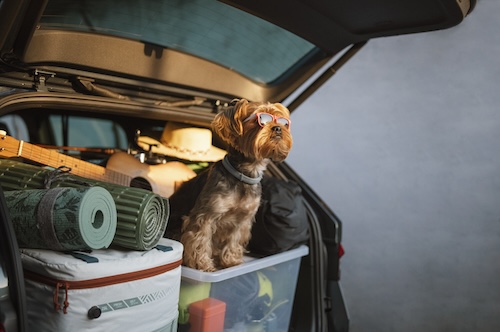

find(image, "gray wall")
[286,1,500,331]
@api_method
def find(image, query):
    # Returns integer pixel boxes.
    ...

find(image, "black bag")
[248,176,309,256]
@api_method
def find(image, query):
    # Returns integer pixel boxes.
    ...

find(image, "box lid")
[181,245,308,283]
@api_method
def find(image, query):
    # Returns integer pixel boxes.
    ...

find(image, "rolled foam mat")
[4,187,117,251]
[0,158,169,250]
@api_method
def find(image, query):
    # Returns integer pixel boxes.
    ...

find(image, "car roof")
[0,0,476,108]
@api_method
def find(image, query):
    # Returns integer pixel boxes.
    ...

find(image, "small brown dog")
[166,99,293,271]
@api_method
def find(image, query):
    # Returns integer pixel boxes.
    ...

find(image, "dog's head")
[212,99,293,162]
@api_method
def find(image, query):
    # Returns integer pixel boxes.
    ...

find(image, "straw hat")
[137,122,226,162]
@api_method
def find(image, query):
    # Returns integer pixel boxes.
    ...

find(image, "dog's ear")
[212,99,248,143]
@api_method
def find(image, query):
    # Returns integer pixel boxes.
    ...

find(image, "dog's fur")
[165,99,293,271]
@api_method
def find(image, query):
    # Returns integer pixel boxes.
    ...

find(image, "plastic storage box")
[179,245,309,332]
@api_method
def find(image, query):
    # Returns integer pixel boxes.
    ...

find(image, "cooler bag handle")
[67,252,99,263]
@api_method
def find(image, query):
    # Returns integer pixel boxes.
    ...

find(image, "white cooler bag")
[21,238,183,332]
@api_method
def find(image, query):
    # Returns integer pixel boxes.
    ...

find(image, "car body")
[0,1,476,331]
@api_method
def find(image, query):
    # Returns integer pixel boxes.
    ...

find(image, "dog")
[166,99,293,271]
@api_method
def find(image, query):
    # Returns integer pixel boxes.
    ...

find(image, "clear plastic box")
[179,245,309,331]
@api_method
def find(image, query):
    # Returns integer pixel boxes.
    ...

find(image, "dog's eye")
[276,117,290,128]
[258,113,274,125]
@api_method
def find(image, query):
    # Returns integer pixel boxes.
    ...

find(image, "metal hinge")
[33,69,56,92]
[325,295,333,313]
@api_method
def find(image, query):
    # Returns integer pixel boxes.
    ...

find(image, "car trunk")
[0,1,476,331]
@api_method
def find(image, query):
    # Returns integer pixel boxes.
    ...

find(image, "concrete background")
[286,1,500,331]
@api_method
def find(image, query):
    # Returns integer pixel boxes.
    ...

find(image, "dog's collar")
[222,155,263,185]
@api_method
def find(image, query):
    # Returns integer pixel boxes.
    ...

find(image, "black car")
[0,1,475,331]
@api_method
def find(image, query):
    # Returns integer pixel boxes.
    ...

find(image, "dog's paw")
[184,254,217,272]
[218,254,243,269]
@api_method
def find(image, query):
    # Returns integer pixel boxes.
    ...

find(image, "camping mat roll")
[0,158,169,250]
[4,187,117,251]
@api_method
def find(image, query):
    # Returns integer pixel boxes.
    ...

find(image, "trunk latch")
[34,69,55,92]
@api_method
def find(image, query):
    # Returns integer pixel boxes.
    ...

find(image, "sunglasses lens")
[258,113,274,125]
[276,117,290,127]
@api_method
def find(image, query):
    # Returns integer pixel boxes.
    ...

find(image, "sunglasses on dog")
[244,112,291,129]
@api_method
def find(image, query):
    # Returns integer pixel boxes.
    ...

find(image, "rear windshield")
[40,0,316,83]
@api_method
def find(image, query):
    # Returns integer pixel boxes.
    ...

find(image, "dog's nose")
[272,126,282,134]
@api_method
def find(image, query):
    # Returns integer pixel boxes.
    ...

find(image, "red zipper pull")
[53,281,70,313]
[63,282,70,314]
[53,282,62,312]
